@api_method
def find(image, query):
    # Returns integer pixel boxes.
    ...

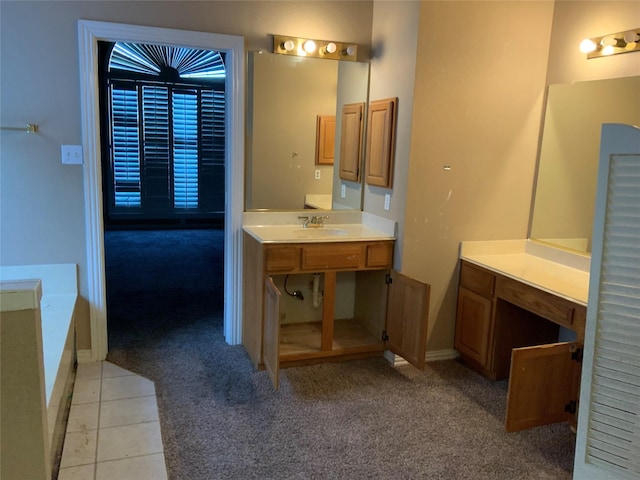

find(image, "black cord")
[283,274,304,300]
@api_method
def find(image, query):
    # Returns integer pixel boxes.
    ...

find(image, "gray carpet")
[104,229,575,479]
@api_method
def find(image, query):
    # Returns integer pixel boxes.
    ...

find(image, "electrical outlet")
[314,169,321,180]
[384,193,391,211]
[341,184,346,198]
[61,145,83,165]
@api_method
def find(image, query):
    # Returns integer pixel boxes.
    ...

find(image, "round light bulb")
[325,42,337,54]
[303,40,316,53]
[602,45,615,55]
[624,31,639,44]
[282,40,295,52]
[579,38,597,53]
[345,45,356,56]
[600,36,617,47]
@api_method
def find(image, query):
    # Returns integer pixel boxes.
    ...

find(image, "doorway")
[78,20,244,361]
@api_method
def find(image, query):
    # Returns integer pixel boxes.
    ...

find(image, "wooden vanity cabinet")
[454,260,586,432]
[454,263,495,373]
[243,233,430,390]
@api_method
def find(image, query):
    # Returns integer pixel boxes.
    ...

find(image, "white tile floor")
[57,362,168,480]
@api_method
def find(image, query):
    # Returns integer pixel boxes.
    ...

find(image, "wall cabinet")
[243,233,430,389]
[454,260,586,432]
[338,103,364,182]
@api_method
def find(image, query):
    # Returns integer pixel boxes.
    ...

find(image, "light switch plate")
[61,145,83,165]
[341,184,346,198]
[314,169,321,180]
[384,193,391,211]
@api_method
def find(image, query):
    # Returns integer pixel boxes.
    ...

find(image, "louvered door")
[574,124,640,479]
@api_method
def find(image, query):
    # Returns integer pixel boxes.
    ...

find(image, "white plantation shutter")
[103,42,226,219]
[142,86,170,207]
[575,124,640,480]
[172,91,199,209]
[111,88,141,207]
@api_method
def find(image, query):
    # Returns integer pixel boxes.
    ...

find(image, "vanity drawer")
[265,247,300,273]
[460,262,495,299]
[301,244,362,270]
[496,277,576,330]
[366,242,393,268]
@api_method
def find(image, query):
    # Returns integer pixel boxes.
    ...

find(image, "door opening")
[78,20,244,361]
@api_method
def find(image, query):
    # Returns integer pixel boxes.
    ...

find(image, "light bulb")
[579,38,597,53]
[303,40,316,53]
[344,45,356,56]
[600,36,617,47]
[602,45,615,55]
[324,42,337,54]
[282,40,295,52]
[624,31,639,44]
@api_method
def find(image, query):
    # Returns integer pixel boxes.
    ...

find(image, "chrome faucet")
[298,215,329,228]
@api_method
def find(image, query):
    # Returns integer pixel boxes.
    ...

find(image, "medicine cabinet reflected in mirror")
[529,76,640,253]
[246,51,369,211]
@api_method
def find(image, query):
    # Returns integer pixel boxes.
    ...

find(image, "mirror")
[530,76,640,253]
[246,51,369,211]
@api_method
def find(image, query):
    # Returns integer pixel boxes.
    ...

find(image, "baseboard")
[76,349,93,363]
[426,349,459,362]
[384,349,459,367]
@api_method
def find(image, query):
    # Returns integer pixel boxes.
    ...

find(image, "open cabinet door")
[263,277,281,390]
[385,270,430,369]
[505,342,579,432]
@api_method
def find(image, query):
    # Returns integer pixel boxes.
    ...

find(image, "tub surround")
[459,239,590,305]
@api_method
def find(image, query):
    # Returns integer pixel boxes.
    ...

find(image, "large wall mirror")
[530,75,640,253]
[246,51,369,211]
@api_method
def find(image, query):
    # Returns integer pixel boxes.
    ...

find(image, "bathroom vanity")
[242,215,430,389]
[454,240,589,432]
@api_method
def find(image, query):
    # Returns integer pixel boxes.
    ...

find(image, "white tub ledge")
[0,263,78,479]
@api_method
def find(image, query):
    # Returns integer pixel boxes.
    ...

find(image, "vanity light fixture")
[579,27,640,59]
[273,34,358,61]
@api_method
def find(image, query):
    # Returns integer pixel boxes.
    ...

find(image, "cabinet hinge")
[571,347,583,363]
[385,273,393,285]
[564,400,577,414]
[382,330,389,342]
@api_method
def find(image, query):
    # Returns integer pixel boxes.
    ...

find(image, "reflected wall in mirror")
[530,76,640,253]
[246,51,369,211]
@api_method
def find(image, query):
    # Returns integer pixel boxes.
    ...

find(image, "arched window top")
[109,42,226,79]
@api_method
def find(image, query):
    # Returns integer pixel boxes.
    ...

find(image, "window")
[99,42,226,224]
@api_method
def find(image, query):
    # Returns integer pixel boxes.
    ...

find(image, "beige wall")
[364,0,421,270]
[546,1,640,84]
[402,1,555,352]
[401,0,640,353]
[0,1,373,350]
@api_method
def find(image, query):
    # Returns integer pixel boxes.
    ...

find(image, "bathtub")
[0,263,78,479]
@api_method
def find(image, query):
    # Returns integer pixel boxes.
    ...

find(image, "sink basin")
[292,228,349,237]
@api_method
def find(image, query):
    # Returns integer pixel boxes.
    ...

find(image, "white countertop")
[244,223,395,244]
[460,240,590,306]
[242,211,396,244]
[304,194,332,210]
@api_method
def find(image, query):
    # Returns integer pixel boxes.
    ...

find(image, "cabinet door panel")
[454,287,492,367]
[315,115,335,165]
[263,277,281,390]
[385,270,430,369]
[339,103,364,181]
[365,98,397,188]
[505,342,578,432]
